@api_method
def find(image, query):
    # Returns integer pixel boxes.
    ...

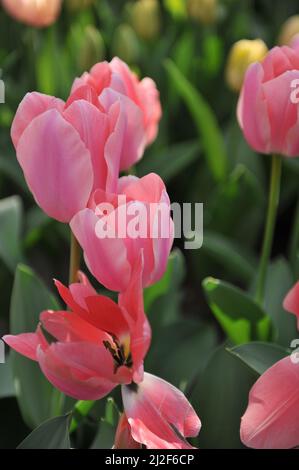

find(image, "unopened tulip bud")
[78,26,105,73]
[2,0,61,27]
[187,0,218,25]
[278,15,299,46]
[163,0,187,20]
[130,0,161,41]
[66,0,95,12]
[112,24,140,65]
[226,39,268,92]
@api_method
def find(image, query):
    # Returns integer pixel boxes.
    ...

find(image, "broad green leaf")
[10,264,62,428]
[138,140,200,183]
[192,345,256,448]
[90,420,115,449]
[203,277,272,344]
[0,196,24,271]
[202,230,257,284]
[227,342,289,376]
[145,248,186,326]
[264,258,298,347]
[164,59,228,182]
[146,321,217,390]
[18,414,71,449]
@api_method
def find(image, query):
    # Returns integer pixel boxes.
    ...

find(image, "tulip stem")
[255,154,282,305]
[69,232,81,284]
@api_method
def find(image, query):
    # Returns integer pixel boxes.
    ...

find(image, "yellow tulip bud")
[66,0,95,12]
[130,0,161,41]
[225,39,268,92]
[278,15,299,45]
[187,0,218,25]
[112,24,140,65]
[78,26,105,72]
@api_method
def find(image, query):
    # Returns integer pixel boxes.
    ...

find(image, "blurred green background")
[1,0,299,449]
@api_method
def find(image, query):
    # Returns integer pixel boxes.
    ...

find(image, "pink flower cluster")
[4,58,200,449]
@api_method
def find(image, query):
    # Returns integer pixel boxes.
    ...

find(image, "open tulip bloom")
[240,282,299,449]
[3,268,201,449]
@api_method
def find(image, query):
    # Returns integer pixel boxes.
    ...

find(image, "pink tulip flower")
[11,83,144,222]
[72,57,162,167]
[70,173,174,292]
[2,0,61,27]
[240,282,299,449]
[237,46,299,156]
[121,373,201,449]
[3,271,201,449]
[4,265,150,398]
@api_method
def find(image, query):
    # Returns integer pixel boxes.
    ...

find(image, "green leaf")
[264,258,298,347]
[10,264,63,428]
[138,140,200,183]
[146,321,217,390]
[144,248,186,325]
[164,59,228,182]
[203,277,271,344]
[227,342,289,376]
[202,230,257,284]
[191,345,256,448]
[0,196,23,271]
[18,414,71,449]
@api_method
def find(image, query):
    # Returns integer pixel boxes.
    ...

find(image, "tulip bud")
[78,26,105,73]
[187,0,218,25]
[112,24,140,65]
[278,15,299,46]
[225,39,268,92]
[2,0,61,27]
[66,0,95,12]
[130,0,161,41]
[163,0,187,20]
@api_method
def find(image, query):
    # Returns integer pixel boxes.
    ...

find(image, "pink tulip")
[2,0,61,27]
[70,173,174,292]
[3,267,151,399]
[11,84,139,222]
[113,413,141,449]
[121,373,201,449]
[72,57,162,168]
[237,46,299,156]
[240,283,299,449]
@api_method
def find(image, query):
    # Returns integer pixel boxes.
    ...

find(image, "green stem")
[70,400,95,434]
[255,154,282,305]
[69,232,81,284]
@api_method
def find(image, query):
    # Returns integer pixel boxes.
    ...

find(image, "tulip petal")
[37,342,118,400]
[283,281,299,329]
[64,100,113,192]
[70,208,131,291]
[241,356,299,449]
[3,333,39,361]
[11,91,64,148]
[122,373,201,449]
[16,109,94,222]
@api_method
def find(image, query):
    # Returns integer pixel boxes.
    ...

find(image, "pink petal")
[11,91,64,148]
[37,342,118,400]
[283,281,299,330]
[100,88,146,171]
[40,310,107,344]
[121,173,166,203]
[237,62,271,154]
[122,373,201,449]
[65,85,103,111]
[16,109,93,222]
[3,333,40,361]
[84,295,130,338]
[70,208,131,292]
[241,356,299,449]
[63,100,113,192]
